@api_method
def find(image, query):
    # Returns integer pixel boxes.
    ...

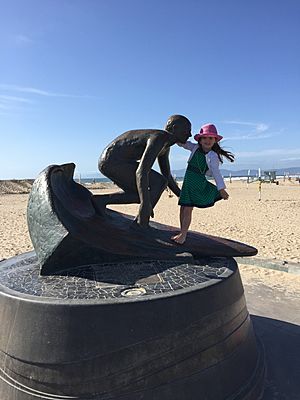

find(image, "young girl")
[171,123,234,244]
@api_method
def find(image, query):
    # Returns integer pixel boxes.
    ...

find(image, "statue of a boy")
[93,115,191,228]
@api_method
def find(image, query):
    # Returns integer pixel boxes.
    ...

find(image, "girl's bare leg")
[171,206,193,244]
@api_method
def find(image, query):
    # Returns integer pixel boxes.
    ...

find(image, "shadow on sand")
[252,316,300,399]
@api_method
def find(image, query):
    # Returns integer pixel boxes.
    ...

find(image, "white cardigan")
[177,141,226,191]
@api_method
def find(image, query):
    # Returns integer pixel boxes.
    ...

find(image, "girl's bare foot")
[171,233,187,244]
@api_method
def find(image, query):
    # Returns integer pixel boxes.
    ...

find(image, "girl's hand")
[219,189,229,200]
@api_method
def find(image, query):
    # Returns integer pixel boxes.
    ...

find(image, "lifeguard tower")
[263,170,276,183]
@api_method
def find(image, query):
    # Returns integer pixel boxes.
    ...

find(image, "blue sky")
[1,0,299,179]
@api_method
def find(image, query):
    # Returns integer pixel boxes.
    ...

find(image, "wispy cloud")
[0,95,33,104]
[0,94,33,113]
[236,148,300,159]
[0,83,97,116]
[280,157,300,162]
[221,120,276,140]
[14,34,33,46]
[223,120,269,132]
[0,84,93,99]
[226,132,278,140]
[232,147,300,169]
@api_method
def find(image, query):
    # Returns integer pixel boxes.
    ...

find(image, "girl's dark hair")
[199,142,235,163]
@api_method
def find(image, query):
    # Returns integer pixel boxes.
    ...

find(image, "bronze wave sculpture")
[27,162,257,275]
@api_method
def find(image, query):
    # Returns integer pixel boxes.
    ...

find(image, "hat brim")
[198,133,223,142]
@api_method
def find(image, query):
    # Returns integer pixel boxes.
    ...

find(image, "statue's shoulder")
[110,129,169,149]
[120,128,167,140]
[126,128,166,134]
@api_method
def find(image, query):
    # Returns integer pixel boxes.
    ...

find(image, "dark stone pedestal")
[0,253,265,400]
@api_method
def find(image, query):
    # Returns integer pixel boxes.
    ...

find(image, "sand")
[94,179,300,264]
[0,179,299,294]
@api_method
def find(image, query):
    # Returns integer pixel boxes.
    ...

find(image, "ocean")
[76,174,296,185]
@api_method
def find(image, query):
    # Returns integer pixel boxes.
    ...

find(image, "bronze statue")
[26,114,257,275]
[93,115,192,228]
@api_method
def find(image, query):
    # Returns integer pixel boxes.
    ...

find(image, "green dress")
[179,149,222,208]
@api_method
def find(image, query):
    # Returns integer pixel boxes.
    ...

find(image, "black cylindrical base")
[0,253,265,399]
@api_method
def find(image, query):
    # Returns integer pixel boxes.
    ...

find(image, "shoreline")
[1,176,299,196]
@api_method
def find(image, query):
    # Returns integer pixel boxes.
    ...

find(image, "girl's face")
[200,136,216,151]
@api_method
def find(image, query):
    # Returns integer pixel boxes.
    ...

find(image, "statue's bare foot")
[171,233,187,245]
[131,219,150,231]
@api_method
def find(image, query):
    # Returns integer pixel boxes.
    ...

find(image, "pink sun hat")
[194,123,223,142]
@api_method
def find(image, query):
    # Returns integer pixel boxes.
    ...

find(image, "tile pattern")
[0,254,234,300]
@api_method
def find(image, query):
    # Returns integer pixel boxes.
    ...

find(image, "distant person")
[171,123,235,244]
[93,115,192,228]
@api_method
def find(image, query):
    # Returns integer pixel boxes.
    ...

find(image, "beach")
[0,178,299,296]
[0,179,299,264]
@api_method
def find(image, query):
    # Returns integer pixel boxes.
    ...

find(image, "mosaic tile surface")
[0,254,234,300]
